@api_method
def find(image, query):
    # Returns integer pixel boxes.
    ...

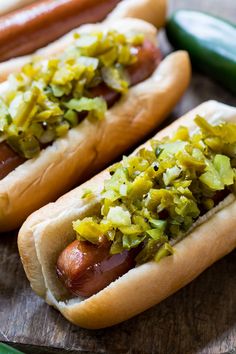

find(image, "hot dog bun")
[0,0,38,16]
[106,0,167,28]
[0,19,190,231]
[18,100,236,328]
[0,0,167,81]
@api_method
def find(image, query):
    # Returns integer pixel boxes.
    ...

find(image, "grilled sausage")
[56,239,136,297]
[0,142,25,180]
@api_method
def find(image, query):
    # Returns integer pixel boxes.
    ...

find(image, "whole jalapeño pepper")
[166,10,236,94]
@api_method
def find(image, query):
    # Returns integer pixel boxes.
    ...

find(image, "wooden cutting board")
[1,0,236,353]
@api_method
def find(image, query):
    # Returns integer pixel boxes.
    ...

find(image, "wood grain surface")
[1,1,236,353]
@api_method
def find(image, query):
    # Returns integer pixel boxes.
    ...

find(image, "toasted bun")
[0,18,191,231]
[18,101,236,328]
[0,0,38,16]
[106,0,167,28]
[0,0,167,82]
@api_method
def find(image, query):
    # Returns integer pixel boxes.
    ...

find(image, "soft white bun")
[18,101,236,329]
[106,0,167,28]
[0,0,167,82]
[0,18,190,231]
[0,0,38,16]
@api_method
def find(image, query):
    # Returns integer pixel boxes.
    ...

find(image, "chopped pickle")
[73,117,236,263]
[0,31,144,158]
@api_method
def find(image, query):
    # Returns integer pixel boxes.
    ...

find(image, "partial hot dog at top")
[0,0,121,61]
[0,0,167,62]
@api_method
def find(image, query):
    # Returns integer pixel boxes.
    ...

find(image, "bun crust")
[106,0,167,28]
[0,0,38,16]
[0,18,190,231]
[0,0,167,82]
[18,101,236,328]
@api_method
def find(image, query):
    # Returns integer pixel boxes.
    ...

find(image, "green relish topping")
[73,116,236,264]
[0,31,144,158]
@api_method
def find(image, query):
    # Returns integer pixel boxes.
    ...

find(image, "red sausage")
[88,83,120,108]
[57,239,136,297]
[89,40,161,107]
[0,142,25,180]
[0,0,121,61]
[0,40,160,180]
[129,40,161,85]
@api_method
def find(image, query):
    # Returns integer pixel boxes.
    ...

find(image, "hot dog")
[0,0,167,62]
[0,39,160,180]
[0,18,191,231]
[18,100,236,328]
